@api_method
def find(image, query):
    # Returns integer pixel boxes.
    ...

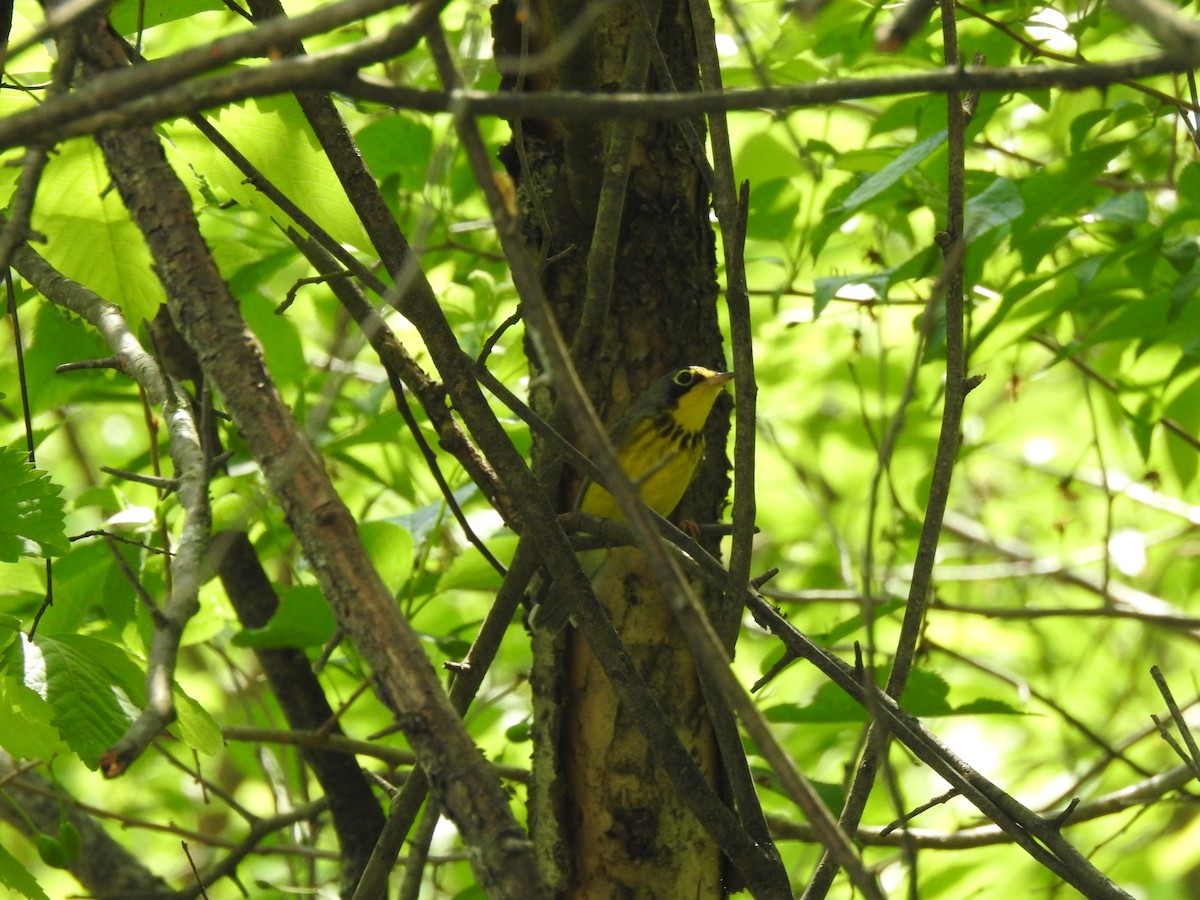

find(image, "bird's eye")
[672,369,696,387]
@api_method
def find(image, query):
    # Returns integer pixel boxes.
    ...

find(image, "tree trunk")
[493,0,735,894]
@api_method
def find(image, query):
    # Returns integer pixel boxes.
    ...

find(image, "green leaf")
[1090,190,1148,225]
[108,0,225,34]
[1072,254,1108,294]
[840,130,947,212]
[809,177,861,259]
[57,821,80,865]
[899,669,953,716]
[735,132,805,185]
[30,139,165,324]
[765,681,866,724]
[1127,396,1157,462]
[813,271,888,318]
[385,486,477,543]
[902,671,1024,717]
[0,840,51,900]
[210,475,271,534]
[438,536,517,593]
[1170,260,1200,322]
[811,247,938,319]
[238,281,308,393]
[0,445,67,562]
[172,686,223,757]
[746,178,803,242]
[505,720,532,743]
[27,304,114,411]
[1068,108,1115,155]
[434,633,472,659]
[233,585,336,649]
[37,539,139,637]
[168,95,371,254]
[869,95,931,137]
[764,668,1015,724]
[1013,143,1127,246]
[1165,376,1200,486]
[360,521,415,595]
[3,628,219,765]
[1082,293,1167,347]
[1162,234,1200,273]
[1012,222,1074,274]
[811,599,905,644]
[970,272,1061,357]
[33,832,68,870]
[963,178,1024,242]
[1178,162,1200,209]
[11,632,148,768]
[357,114,436,186]
[0,676,68,761]
[810,779,846,813]
[952,698,1025,716]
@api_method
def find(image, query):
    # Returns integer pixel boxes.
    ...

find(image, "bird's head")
[642,366,734,432]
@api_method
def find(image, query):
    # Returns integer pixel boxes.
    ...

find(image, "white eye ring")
[673,369,696,387]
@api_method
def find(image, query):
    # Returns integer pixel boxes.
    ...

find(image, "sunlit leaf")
[30,139,164,324]
[360,521,415,595]
[109,0,225,34]
[0,446,67,563]
[7,631,145,769]
[963,178,1024,242]
[168,95,371,253]
[1091,190,1148,225]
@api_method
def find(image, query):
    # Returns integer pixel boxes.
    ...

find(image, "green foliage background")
[2,0,1200,896]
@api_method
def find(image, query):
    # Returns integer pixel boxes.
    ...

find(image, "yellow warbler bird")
[532,365,734,630]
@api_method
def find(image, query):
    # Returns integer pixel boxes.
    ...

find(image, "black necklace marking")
[652,412,705,451]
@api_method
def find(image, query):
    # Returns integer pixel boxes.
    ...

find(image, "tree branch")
[3,53,1200,151]
[209,530,386,892]
[4,223,213,776]
[769,762,1199,847]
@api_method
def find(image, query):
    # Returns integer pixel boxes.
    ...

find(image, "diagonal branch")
[58,10,543,896]
[6,227,213,777]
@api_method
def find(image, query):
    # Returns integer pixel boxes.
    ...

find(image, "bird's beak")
[706,371,735,387]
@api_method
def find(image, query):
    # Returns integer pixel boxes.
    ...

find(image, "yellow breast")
[579,413,706,521]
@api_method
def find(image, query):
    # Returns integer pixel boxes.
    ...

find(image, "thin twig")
[689,0,776,866]
[1150,666,1200,778]
[5,208,211,769]
[803,4,976,895]
[568,0,659,359]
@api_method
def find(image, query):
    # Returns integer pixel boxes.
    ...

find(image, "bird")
[530,365,734,630]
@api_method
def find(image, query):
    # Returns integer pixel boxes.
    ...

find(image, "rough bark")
[494,0,736,893]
